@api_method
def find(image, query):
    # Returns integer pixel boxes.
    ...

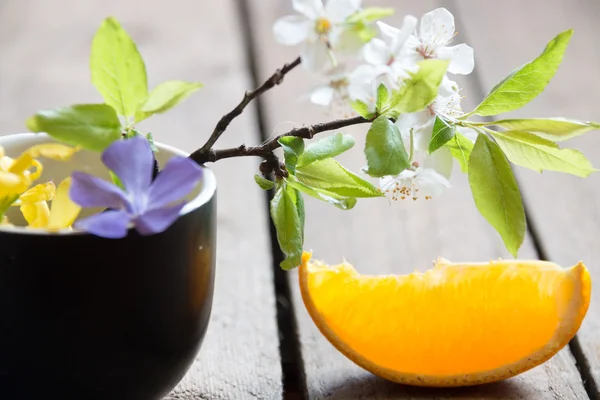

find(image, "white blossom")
[273,0,362,72]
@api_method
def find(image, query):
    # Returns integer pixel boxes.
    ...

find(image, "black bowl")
[0,134,217,400]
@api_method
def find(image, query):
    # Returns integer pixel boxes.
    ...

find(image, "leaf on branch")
[444,132,474,173]
[364,115,409,177]
[472,30,573,117]
[297,133,355,167]
[278,136,305,174]
[287,175,357,210]
[428,117,456,154]
[468,134,526,257]
[387,59,449,115]
[91,17,148,118]
[271,184,304,270]
[26,104,122,151]
[376,83,389,112]
[351,99,375,119]
[254,174,275,191]
[491,130,597,177]
[136,80,203,122]
[490,118,600,142]
[296,158,383,198]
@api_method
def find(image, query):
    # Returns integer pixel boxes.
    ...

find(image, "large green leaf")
[278,136,305,174]
[387,59,449,114]
[136,80,203,122]
[271,185,303,270]
[296,158,383,198]
[468,134,526,257]
[363,115,409,177]
[91,17,148,117]
[428,117,456,154]
[491,130,596,177]
[491,118,600,141]
[444,133,474,173]
[351,99,375,119]
[472,30,573,116]
[26,104,122,151]
[298,133,355,167]
[287,176,357,210]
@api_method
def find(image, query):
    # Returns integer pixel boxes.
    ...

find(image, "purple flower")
[70,136,203,238]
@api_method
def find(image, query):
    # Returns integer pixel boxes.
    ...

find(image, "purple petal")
[102,137,154,196]
[70,172,130,210]
[147,157,203,209]
[133,203,185,236]
[74,210,131,239]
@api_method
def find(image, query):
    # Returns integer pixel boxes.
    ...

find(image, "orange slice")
[299,252,591,387]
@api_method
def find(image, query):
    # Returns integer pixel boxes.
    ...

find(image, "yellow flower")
[17,178,82,231]
[0,143,78,197]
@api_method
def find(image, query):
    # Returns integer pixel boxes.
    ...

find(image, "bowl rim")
[0,133,217,236]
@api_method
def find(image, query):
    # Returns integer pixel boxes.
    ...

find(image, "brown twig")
[189,115,372,167]
[195,56,301,156]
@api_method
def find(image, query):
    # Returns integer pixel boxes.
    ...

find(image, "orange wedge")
[299,252,591,387]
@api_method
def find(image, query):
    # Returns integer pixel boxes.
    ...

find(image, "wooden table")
[0,0,598,398]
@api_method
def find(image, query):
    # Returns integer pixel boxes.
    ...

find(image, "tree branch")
[189,115,372,165]
[196,56,302,155]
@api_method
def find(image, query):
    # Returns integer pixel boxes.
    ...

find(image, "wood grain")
[0,0,283,398]
[245,0,588,398]
[451,0,600,396]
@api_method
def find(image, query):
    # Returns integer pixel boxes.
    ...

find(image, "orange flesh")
[300,253,591,384]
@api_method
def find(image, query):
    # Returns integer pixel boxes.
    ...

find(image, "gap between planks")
[234,0,308,398]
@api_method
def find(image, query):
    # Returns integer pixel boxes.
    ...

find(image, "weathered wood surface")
[452,1,600,397]
[0,0,283,399]
[246,0,590,398]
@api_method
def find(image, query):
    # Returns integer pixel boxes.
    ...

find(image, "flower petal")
[437,44,475,75]
[273,15,311,45]
[48,177,82,230]
[147,156,203,209]
[75,210,131,239]
[363,38,390,66]
[310,85,336,106]
[414,168,451,197]
[293,0,323,19]
[70,171,130,210]
[419,7,455,47]
[134,203,185,236]
[458,126,478,143]
[389,16,418,55]
[301,40,334,72]
[101,137,154,197]
[17,182,55,204]
[325,0,361,23]
[422,147,453,179]
[20,201,50,228]
[24,143,78,162]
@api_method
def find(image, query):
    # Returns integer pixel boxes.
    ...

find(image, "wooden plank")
[0,1,283,398]
[245,0,588,398]
[451,0,600,396]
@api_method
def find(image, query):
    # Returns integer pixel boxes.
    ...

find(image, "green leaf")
[287,176,357,210]
[297,133,355,167]
[136,80,203,122]
[351,99,374,119]
[254,174,275,191]
[26,104,122,151]
[278,136,305,174]
[364,115,409,177]
[290,186,305,241]
[387,59,449,114]
[468,134,526,257]
[376,83,389,111]
[491,130,596,177]
[90,17,148,118]
[472,30,573,116]
[271,185,303,270]
[296,158,383,198]
[347,7,394,23]
[429,117,456,154]
[444,133,474,173]
[491,118,600,142]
